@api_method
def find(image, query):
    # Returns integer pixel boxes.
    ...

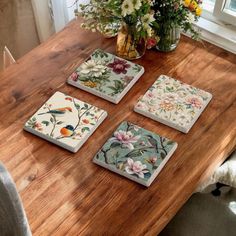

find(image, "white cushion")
[213,151,236,188]
[197,151,236,192]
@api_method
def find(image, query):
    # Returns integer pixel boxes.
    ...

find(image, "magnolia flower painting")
[125,158,149,179]
[134,75,212,133]
[67,49,144,104]
[110,130,140,150]
[94,121,177,187]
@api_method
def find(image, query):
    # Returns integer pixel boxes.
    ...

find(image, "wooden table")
[0,19,235,235]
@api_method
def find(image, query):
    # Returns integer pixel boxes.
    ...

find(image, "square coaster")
[93,121,177,187]
[67,49,144,104]
[24,91,107,152]
[134,75,212,133]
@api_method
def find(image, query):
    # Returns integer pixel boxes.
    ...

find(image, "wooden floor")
[0,19,235,235]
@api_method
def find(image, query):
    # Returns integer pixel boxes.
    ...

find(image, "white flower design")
[110,130,140,150]
[125,158,149,178]
[121,0,135,16]
[136,101,149,111]
[80,59,107,77]
[162,92,180,103]
[133,0,142,10]
[141,13,155,29]
[186,12,195,24]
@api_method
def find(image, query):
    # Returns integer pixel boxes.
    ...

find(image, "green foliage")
[74,103,80,110]
[81,127,90,133]
[153,0,201,39]
[93,49,109,59]
[108,80,125,95]
[42,121,50,126]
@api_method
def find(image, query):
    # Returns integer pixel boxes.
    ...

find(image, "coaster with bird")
[38,107,72,117]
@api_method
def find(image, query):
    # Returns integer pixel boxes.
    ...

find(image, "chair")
[160,151,236,236]
[0,162,31,236]
[197,150,236,193]
[3,46,16,70]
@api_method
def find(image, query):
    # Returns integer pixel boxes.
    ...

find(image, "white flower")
[110,130,140,150]
[125,158,149,178]
[121,0,135,17]
[162,92,180,103]
[80,59,107,77]
[142,13,155,29]
[146,26,153,37]
[133,0,142,10]
[186,12,195,24]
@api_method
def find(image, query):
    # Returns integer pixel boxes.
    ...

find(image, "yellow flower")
[83,81,97,88]
[189,1,198,11]
[159,101,175,111]
[195,7,202,16]
[184,0,191,7]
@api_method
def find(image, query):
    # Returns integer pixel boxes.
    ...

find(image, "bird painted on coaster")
[38,107,72,116]
[60,125,75,137]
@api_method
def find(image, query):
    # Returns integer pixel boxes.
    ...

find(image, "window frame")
[213,0,236,26]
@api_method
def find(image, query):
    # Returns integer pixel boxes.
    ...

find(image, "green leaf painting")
[94,121,177,184]
[68,49,144,100]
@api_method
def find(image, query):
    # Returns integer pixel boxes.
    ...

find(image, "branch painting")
[24,92,106,151]
[94,121,177,183]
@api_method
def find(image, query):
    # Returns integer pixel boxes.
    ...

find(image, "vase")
[116,22,146,60]
[156,25,180,52]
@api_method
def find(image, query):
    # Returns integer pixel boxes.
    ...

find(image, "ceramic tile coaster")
[134,75,213,133]
[93,121,177,187]
[24,91,107,153]
[67,49,144,104]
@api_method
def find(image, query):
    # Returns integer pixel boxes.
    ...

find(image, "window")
[190,0,236,54]
[214,0,236,25]
[202,0,236,25]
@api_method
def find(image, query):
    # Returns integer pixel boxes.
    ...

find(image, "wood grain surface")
[0,19,235,235]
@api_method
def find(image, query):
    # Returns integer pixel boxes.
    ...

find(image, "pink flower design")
[110,130,140,150]
[146,91,155,98]
[125,158,149,178]
[70,72,79,81]
[65,97,72,101]
[186,97,202,108]
[163,93,179,102]
[121,76,134,85]
[107,58,131,74]
[149,156,157,164]
[136,102,148,111]
[34,122,43,131]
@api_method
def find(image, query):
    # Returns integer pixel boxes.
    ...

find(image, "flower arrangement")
[151,0,202,51]
[77,0,203,55]
[75,0,121,37]
[77,0,156,38]
[153,0,202,38]
[77,0,156,59]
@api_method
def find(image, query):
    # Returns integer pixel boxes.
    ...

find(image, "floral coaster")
[134,75,213,133]
[93,121,177,187]
[67,49,144,104]
[24,91,107,153]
